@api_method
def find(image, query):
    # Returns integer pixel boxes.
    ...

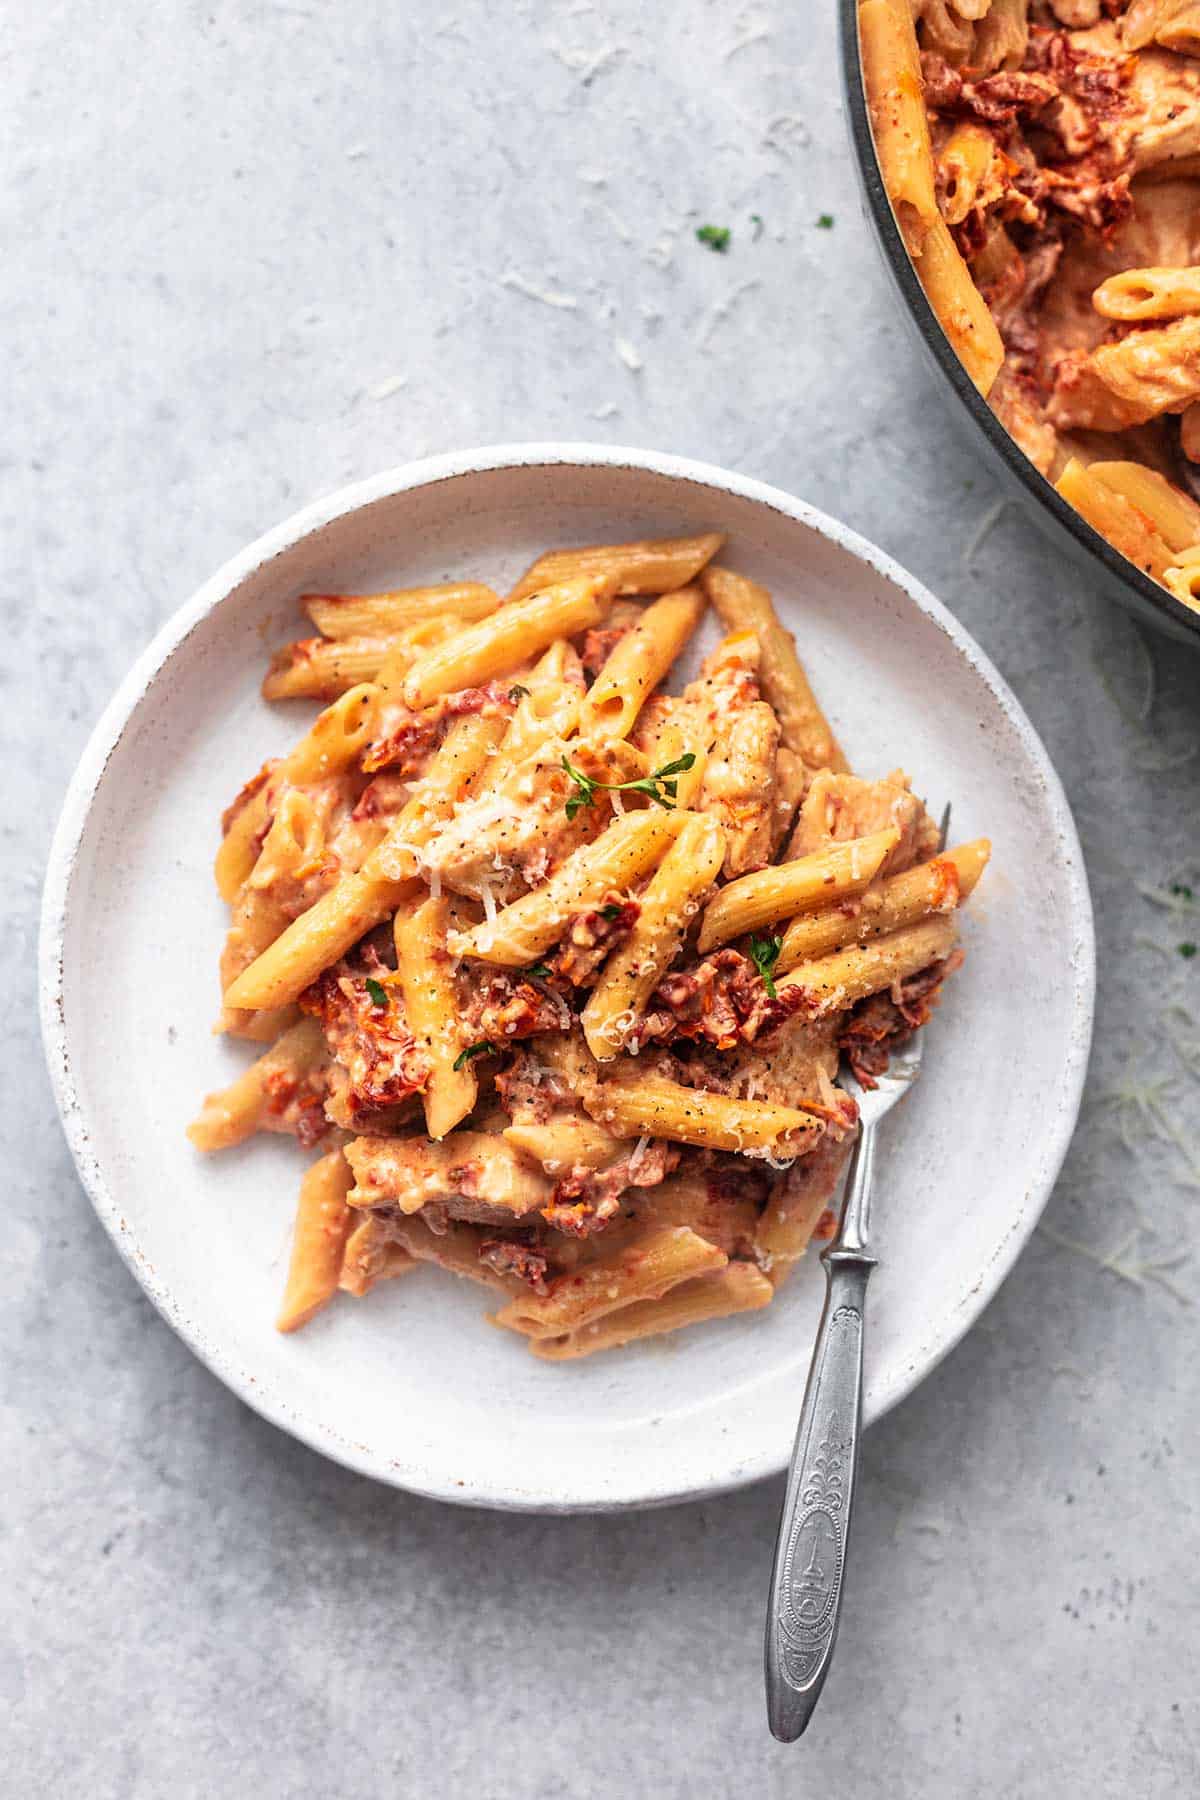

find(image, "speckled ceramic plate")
[40,445,1094,1512]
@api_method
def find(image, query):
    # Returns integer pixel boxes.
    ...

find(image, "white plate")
[40,445,1094,1512]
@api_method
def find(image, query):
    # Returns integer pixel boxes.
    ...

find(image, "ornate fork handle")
[764,1185,876,1740]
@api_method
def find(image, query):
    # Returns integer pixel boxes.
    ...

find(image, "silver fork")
[763,1041,926,1740]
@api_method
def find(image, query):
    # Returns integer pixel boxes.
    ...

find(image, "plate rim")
[39,441,1096,1512]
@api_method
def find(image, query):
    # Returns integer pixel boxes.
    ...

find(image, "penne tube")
[936,123,1002,228]
[393,894,478,1139]
[777,840,990,970]
[506,533,725,604]
[700,566,848,772]
[1055,458,1176,581]
[1092,265,1200,324]
[696,826,900,954]
[372,1211,530,1296]
[262,635,402,701]
[303,582,500,639]
[577,585,707,739]
[776,916,959,1017]
[217,882,295,1041]
[452,807,687,967]
[224,712,505,1011]
[529,1263,773,1359]
[502,1115,624,1173]
[276,1149,355,1333]
[913,217,1006,396]
[214,684,380,902]
[339,1213,417,1297]
[589,1067,822,1155]
[403,575,616,708]
[494,1225,727,1339]
[582,813,727,1060]
[187,1017,328,1152]
[1087,461,1200,553]
[858,0,939,241]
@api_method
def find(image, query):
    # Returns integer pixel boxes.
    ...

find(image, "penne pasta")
[696,826,899,953]
[506,533,725,604]
[339,1212,417,1297]
[776,916,959,1016]
[1087,462,1200,554]
[700,566,848,772]
[452,807,687,967]
[262,636,402,701]
[582,813,727,1059]
[577,585,706,739]
[393,894,478,1139]
[777,839,990,970]
[1092,265,1200,324]
[403,575,616,708]
[303,582,500,639]
[494,1225,726,1338]
[276,1148,356,1332]
[214,684,380,902]
[502,1114,624,1173]
[187,1017,328,1152]
[529,1263,773,1359]
[589,1066,822,1156]
[858,0,940,244]
[1054,459,1176,581]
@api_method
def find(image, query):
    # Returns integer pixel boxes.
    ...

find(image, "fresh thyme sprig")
[749,933,783,999]
[561,753,696,822]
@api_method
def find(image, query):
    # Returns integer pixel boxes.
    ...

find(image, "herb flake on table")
[816,212,835,229]
[696,224,731,253]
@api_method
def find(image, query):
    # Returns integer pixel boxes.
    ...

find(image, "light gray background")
[6,3,1199,1796]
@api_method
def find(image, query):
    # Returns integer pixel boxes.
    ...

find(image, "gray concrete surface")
[5,3,1199,1796]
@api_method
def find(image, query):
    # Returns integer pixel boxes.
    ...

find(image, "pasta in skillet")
[860,0,1200,613]
[190,536,990,1358]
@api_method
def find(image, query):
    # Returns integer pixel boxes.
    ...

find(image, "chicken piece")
[683,633,780,876]
[422,735,646,905]
[344,1131,552,1225]
[786,770,939,875]
[1127,42,1200,169]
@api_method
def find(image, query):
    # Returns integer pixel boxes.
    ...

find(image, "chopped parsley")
[816,212,835,229]
[1171,883,1194,900]
[749,933,783,999]
[525,963,553,980]
[1180,943,1198,960]
[364,976,389,1009]
[696,224,731,253]
[453,1041,492,1071]
[562,752,696,821]
[750,212,764,239]
[508,684,530,703]
[600,903,624,921]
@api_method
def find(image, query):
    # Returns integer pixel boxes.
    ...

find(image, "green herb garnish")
[750,212,764,239]
[453,1041,492,1071]
[1180,943,1198,960]
[364,976,389,1009]
[749,933,783,999]
[1171,883,1194,900]
[525,963,553,980]
[601,904,623,921]
[562,752,696,821]
[696,224,731,253]
[508,684,530,703]
[816,212,835,229]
